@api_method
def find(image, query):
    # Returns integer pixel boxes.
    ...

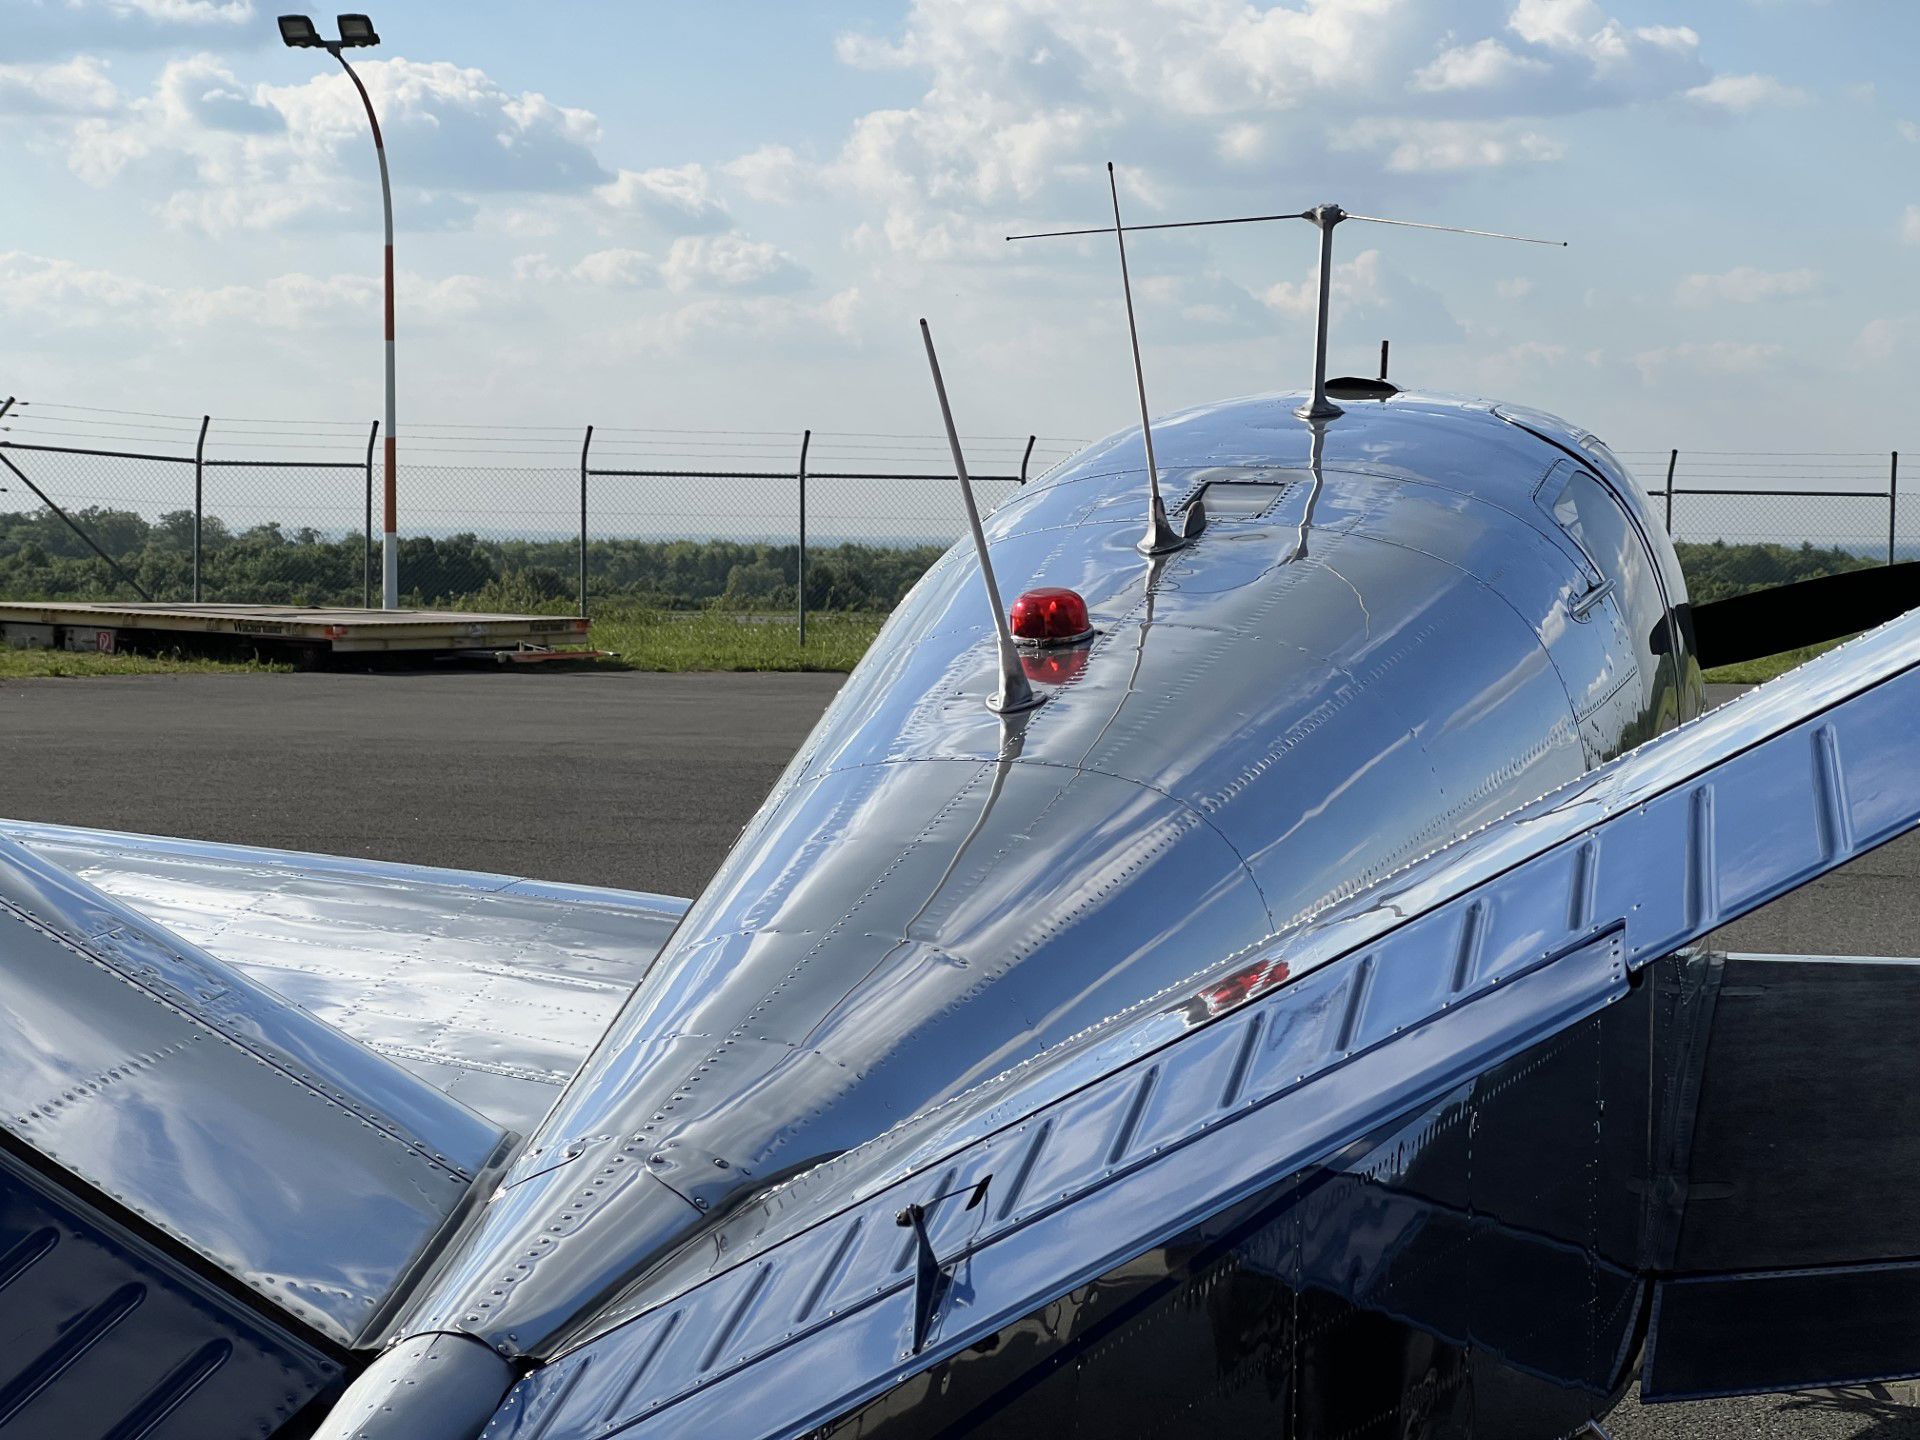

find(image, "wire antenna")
[1106,164,1196,555]
[920,319,1041,715]
[1011,200,1564,422]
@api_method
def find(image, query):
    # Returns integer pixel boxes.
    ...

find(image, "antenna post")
[1295,203,1346,422]
[920,319,1042,715]
[1009,190,1561,433]
[1107,163,1196,556]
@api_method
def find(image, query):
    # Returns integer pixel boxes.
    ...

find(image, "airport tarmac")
[2,670,1916,1437]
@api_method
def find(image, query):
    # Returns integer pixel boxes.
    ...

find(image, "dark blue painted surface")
[792,958,1667,1440]
[0,1146,341,1440]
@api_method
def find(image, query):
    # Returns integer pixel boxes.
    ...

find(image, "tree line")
[0,505,1885,614]
[0,507,945,612]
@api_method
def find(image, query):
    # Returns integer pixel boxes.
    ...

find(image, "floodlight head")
[336,13,380,46]
[277,13,324,46]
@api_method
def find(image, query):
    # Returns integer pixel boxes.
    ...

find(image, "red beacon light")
[1009,587,1094,647]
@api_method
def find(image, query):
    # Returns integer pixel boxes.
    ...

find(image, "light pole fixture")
[280,13,400,609]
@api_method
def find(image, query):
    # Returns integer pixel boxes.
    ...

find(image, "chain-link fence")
[0,396,1907,633]
[1614,448,1905,605]
[0,400,1070,623]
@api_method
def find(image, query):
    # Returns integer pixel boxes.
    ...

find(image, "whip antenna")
[1106,163,1196,555]
[1010,199,1563,423]
[920,318,1040,715]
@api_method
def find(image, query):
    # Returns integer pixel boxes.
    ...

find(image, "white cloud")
[264,61,604,192]
[166,271,379,329]
[59,56,608,234]
[816,0,1712,258]
[1899,119,1919,144]
[1130,268,1272,336]
[513,247,660,288]
[1633,339,1785,382]
[10,0,253,59]
[846,206,1004,263]
[1508,0,1695,58]
[1214,121,1271,165]
[1496,276,1535,300]
[572,248,656,288]
[626,287,864,355]
[1904,205,1920,246]
[1852,317,1911,367]
[1413,39,1549,93]
[1507,0,1700,76]
[1405,4,1705,112]
[1262,249,1385,319]
[1505,339,1567,365]
[822,0,1398,258]
[510,253,562,284]
[1338,118,1566,171]
[102,0,251,21]
[1684,73,1807,113]
[661,233,807,293]
[1674,266,1820,306]
[0,249,490,332]
[0,250,164,325]
[722,145,807,204]
[596,163,730,233]
[0,58,120,116]
[839,0,1406,112]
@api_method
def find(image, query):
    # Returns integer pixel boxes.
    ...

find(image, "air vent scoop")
[1325,376,1398,400]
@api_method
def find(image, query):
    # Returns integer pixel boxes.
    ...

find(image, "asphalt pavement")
[0,669,847,898]
[2,669,1916,1437]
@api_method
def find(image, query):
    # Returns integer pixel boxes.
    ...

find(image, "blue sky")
[3,0,1916,467]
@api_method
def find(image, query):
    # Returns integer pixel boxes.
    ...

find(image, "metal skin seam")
[503,622,1912,1390]
[0,892,480,1184]
[37,386,1914,1438]
[494,642,1917,1436]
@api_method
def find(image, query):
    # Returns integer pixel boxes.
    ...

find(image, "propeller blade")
[1687,562,1920,671]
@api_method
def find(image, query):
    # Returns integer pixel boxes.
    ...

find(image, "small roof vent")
[1325,376,1398,400]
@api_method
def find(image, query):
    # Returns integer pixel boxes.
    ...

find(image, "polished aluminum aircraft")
[4,217,1920,1440]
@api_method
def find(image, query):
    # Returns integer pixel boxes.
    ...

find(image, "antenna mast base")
[986,686,1045,715]
[1136,494,1205,555]
[1294,398,1345,422]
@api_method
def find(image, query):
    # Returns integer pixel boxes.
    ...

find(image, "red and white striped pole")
[335,52,400,609]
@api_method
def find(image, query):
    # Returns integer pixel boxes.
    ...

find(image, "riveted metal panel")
[0,835,508,1346]
[419,396,1648,1363]
[483,608,1920,1439]
[2,822,687,1134]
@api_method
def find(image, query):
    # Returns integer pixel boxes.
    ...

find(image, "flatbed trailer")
[0,601,592,660]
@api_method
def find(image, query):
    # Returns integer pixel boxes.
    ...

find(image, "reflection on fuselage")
[405,392,1705,1362]
[806,953,1685,1440]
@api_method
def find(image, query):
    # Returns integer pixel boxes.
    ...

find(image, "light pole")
[280,13,399,609]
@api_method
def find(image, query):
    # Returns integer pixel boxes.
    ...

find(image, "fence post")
[1020,435,1036,486]
[1663,448,1678,535]
[797,429,811,645]
[579,425,594,618]
[362,421,379,609]
[1893,451,1901,568]
[192,414,210,602]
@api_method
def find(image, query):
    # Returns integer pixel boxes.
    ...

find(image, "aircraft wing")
[474,610,1920,1440]
[0,823,689,1439]
[0,822,689,1134]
